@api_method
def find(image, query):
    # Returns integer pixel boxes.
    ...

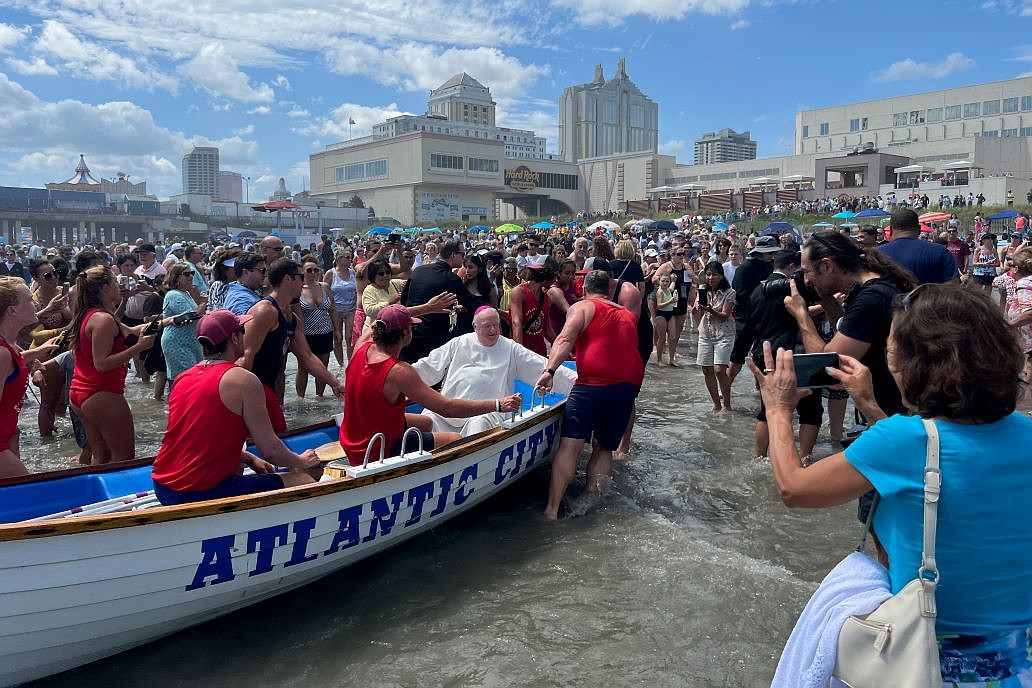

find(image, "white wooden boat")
[0,390,565,687]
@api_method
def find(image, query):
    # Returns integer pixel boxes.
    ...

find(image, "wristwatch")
[544,367,556,376]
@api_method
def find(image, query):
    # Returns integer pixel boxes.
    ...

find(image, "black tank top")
[252,296,296,390]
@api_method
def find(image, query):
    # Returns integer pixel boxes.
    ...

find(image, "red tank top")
[152,361,249,492]
[576,299,645,387]
[339,341,406,465]
[0,336,27,450]
[517,283,550,356]
[70,308,128,397]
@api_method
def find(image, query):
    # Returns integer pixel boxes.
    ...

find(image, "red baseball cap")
[376,304,421,331]
[196,309,252,345]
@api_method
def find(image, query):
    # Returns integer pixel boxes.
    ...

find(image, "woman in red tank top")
[509,264,555,356]
[68,266,160,465]
[0,277,63,477]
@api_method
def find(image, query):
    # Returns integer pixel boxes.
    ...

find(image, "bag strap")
[918,418,941,610]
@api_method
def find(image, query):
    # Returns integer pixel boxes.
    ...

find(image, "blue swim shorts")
[561,382,639,451]
[153,472,285,506]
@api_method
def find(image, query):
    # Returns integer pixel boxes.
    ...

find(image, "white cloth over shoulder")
[771,551,891,688]
[412,333,577,435]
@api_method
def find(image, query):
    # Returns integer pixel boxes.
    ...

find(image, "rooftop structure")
[694,128,757,165]
[46,154,101,192]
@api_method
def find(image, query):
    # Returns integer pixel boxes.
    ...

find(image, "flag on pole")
[348,117,356,125]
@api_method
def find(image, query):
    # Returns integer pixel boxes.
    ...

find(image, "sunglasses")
[41,272,56,280]
[899,283,933,311]
[304,267,321,273]
[181,271,195,276]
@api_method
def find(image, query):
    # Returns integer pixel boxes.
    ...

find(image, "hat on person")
[137,243,157,253]
[748,236,780,255]
[578,256,611,274]
[503,256,518,267]
[169,243,184,252]
[375,304,422,331]
[644,248,659,257]
[196,309,253,346]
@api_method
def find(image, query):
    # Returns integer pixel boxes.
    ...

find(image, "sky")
[0,0,1030,201]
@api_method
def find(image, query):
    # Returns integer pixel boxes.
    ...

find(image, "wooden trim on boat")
[0,405,563,542]
[0,419,337,489]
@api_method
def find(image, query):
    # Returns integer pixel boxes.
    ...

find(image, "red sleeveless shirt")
[339,341,406,465]
[152,361,249,492]
[575,299,645,387]
[0,336,27,451]
[70,308,128,397]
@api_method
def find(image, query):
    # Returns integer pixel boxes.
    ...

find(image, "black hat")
[137,243,157,253]
[749,236,780,255]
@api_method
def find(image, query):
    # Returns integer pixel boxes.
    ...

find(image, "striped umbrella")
[918,212,952,224]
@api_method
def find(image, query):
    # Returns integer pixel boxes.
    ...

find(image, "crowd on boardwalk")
[2,205,1032,683]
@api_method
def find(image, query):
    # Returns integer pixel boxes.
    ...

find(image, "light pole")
[243,176,250,204]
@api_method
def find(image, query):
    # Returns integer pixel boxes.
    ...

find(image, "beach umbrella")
[918,212,952,224]
[529,221,553,230]
[761,221,802,243]
[367,226,391,235]
[713,221,730,232]
[495,223,524,234]
[587,220,619,232]
[831,211,856,219]
[854,208,890,218]
[987,210,1019,221]
[840,222,859,229]
[235,229,257,238]
[812,221,834,227]
[652,219,678,231]
[469,225,489,233]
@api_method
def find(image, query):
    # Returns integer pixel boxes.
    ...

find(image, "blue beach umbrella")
[854,208,890,218]
[831,211,856,219]
[367,226,391,235]
[812,221,834,227]
[529,221,553,229]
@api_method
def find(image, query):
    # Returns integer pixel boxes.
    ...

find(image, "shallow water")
[19,343,858,688]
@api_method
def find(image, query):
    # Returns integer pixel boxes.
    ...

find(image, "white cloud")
[247,105,271,115]
[286,105,310,118]
[549,0,748,26]
[753,113,767,122]
[0,73,260,196]
[326,41,548,106]
[234,124,256,136]
[274,75,291,90]
[730,18,749,29]
[6,56,58,75]
[0,23,29,52]
[178,43,275,103]
[871,52,975,83]
[34,21,178,92]
[296,102,413,141]
[659,139,686,155]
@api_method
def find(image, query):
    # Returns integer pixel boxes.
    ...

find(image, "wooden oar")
[314,441,347,463]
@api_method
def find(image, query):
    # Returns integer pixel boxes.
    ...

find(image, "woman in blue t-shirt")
[752,282,1032,686]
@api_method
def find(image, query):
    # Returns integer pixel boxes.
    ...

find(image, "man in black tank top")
[239,258,343,402]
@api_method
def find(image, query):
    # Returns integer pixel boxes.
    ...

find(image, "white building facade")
[182,146,219,196]
[217,171,243,203]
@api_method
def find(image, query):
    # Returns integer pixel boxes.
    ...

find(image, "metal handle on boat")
[399,426,424,458]
[532,386,546,410]
[362,433,386,469]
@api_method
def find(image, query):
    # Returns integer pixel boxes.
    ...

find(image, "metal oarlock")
[511,392,523,423]
[532,387,546,410]
[399,426,424,458]
[362,433,386,469]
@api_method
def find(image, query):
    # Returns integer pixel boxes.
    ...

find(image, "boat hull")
[0,409,562,687]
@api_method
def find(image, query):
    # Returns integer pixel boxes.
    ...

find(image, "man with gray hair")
[413,306,576,435]
[536,269,645,519]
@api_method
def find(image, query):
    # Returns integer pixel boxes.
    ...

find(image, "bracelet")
[544,368,555,376]
[495,399,501,412]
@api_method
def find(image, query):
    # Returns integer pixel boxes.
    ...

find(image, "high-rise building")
[558,58,659,162]
[182,146,219,196]
[217,170,243,202]
[693,129,757,165]
[426,72,496,126]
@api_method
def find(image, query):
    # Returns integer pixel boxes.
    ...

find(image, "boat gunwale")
[0,404,563,542]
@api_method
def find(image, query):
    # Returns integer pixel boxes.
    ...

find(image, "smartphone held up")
[790,352,840,388]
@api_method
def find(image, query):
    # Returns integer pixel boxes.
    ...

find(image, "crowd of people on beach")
[2,204,1032,682]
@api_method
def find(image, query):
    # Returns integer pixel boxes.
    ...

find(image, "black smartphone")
[698,285,709,307]
[792,352,840,388]
[141,319,161,336]
[387,233,401,243]
[173,310,202,326]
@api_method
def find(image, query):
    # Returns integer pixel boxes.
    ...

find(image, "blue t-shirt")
[877,237,958,284]
[845,413,1032,635]
[223,282,261,316]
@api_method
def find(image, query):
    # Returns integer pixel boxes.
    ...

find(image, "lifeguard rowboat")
[0,390,564,687]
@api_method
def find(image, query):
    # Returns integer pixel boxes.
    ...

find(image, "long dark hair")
[67,266,115,354]
[463,254,492,297]
[703,260,731,291]
[804,230,917,292]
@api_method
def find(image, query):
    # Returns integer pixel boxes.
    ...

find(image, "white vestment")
[412,333,577,435]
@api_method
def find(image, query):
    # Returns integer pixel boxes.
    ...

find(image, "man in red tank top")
[536,268,644,519]
[151,310,321,505]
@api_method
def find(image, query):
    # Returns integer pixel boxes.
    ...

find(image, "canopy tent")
[748,176,778,186]
[853,208,890,218]
[676,183,705,191]
[987,210,1019,221]
[529,221,553,229]
[831,211,856,219]
[781,174,815,183]
[494,223,524,234]
[251,200,302,231]
[647,185,675,194]
[893,164,934,174]
[941,160,975,170]
[761,221,802,243]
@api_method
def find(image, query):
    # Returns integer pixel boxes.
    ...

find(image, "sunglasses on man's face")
[41,272,56,280]
[304,267,321,274]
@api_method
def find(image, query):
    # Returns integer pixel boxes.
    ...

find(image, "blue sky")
[0,0,1029,200]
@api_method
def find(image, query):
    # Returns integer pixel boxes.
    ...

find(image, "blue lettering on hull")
[187,419,560,590]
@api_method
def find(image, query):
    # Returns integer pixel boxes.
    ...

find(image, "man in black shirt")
[731,250,823,459]
[785,230,910,417]
[400,239,482,362]
[728,235,777,382]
